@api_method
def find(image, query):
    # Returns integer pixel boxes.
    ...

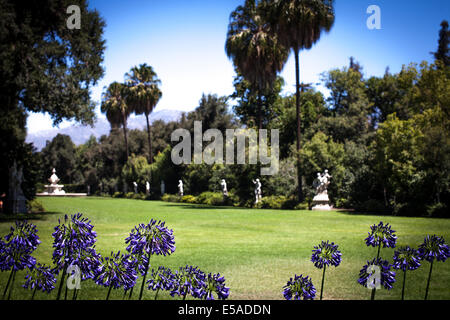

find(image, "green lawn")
[1,196,449,300]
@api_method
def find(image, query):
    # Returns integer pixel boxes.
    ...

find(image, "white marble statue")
[178,180,183,197]
[146,181,150,195]
[312,169,332,211]
[252,178,262,204]
[220,179,228,197]
[133,181,138,194]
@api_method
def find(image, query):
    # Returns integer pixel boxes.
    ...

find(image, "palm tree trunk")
[145,111,153,164]
[122,113,129,160]
[294,48,303,202]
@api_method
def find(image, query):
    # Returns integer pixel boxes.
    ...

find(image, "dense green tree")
[40,134,79,184]
[231,72,284,129]
[318,67,373,143]
[225,0,288,129]
[266,0,335,201]
[0,0,105,213]
[101,82,131,160]
[150,146,185,195]
[432,20,449,67]
[271,89,327,158]
[122,154,151,193]
[299,132,345,204]
[126,64,162,164]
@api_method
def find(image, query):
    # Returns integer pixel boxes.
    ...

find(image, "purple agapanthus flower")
[358,258,396,290]
[392,246,421,271]
[283,274,316,300]
[0,220,40,271]
[418,235,450,263]
[203,272,230,300]
[23,263,57,294]
[147,266,175,292]
[125,220,176,260]
[311,240,342,269]
[125,219,176,300]
[170,265,207,299]
[365,222,397,248]
[94,251,137,291]
[52,213,99,276]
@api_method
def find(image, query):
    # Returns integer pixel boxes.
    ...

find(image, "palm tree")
[125,64,162,164]
[268,0,335,201]
[225,0,289,129]
[101,81,131,160]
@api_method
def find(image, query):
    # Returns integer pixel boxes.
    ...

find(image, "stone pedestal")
[312,193,333,211]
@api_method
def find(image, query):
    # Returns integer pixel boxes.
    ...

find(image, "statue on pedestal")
[146,181,150,196]
[312,169,332,211]
[252,178,262,204]
[220,179,228,197]
[133,181,138,194]
[178,180,183,197]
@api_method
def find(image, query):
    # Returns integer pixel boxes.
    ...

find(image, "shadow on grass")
[0,211,61,223]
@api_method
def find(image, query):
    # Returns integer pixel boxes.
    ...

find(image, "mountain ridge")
[26,109,183,151]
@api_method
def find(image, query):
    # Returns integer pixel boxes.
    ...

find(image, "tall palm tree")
[125,64,162,164]
[268,0,335,201]
[225,0,289,129]
[101,81,131,160]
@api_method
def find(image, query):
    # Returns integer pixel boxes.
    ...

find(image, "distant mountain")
[26,109,183,151]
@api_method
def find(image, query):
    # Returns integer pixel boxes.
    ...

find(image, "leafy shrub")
[181,195,197,204]
[26,199,45,213]
[260,196,287,209]
[161,194,180,203]
[133,193,146,200]
[125,192,135,199]
[294,202,310,210]
[426,203,448,218]
[196,192,224,206]
[335,198,350,209]
[258,196,299,210]
[112,192,124,198]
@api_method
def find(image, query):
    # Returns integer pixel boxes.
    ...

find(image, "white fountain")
[37,168,87,197]
[44,168,66,195]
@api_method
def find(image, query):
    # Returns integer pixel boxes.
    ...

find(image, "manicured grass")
[1,196,449,300]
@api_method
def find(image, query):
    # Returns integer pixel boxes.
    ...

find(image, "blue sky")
[26,0,450,133]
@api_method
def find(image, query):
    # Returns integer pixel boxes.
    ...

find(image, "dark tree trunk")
[145,110,153,164]
[122,113,129,160]
[294,48,303,202]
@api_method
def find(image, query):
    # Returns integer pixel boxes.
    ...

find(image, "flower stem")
[72,288,78,300]
[31,287,37,300]
[56,267,67,300]
[138,246,152,300]
[320,265,326,300]
[424,260,434,300]
[2,268,14,299]
[106,285,113,300]
[401,270,407,300]
[7,269,17,300]
[128,287,134,299]
[154,288,160,300]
